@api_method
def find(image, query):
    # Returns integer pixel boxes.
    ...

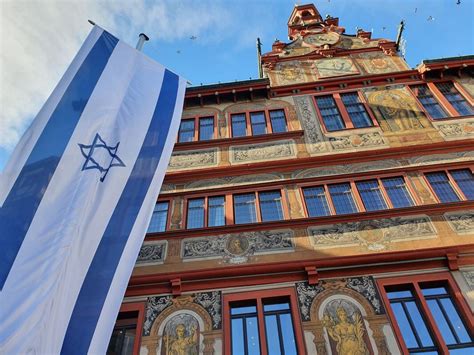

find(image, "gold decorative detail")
[161,314,199,355]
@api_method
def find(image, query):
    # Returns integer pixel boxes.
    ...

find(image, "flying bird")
[176,50,181,54]
[427,16,435,21]
[414,7,417,13]
[382,26,386,31]
[190,35,197,40]
[457,0,461,5]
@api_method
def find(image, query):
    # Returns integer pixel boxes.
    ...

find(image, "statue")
[161,314,199,355]
[322,306,369,355]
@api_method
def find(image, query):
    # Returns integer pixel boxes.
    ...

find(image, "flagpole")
[136,33,149,51]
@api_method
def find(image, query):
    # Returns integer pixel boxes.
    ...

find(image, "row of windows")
[177,109,288,142]
[109,275,473,355]
[147,169,473,233]
[176,81,472,142]
[315,81,473,132]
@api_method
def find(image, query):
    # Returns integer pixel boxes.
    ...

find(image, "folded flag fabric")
[0,25,186,354]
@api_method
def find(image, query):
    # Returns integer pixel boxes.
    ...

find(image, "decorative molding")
[445,211,474,235]
[435,120,474,140]
[182,229,294,264]
[296,281,325,321]
[309,215,437,251]
[329,132,387,150]
[193,291,222,329]
[182,173,283,192]
[229,140,296,164]
[143,295,173,336]
[136,241,167,265]
[293,96,328,153]
[346,276,385,314]
[461,270,474,290]
[168,148,218,171]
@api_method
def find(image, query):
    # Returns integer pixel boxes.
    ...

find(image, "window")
[178,119,195,142]
[187,198,205,229]
[436,82,474,116]
[230,109,288,137]
[199,117,214,140]
[410,82,473,119]
[328,183,359,214]
[234,193,257,224]
[147,201,169,233]
[302,176,415,218]
[425,169,473,203]
[314,92,375,131]
[186,196,226,229]
[258,191,283,222]
[303,186,331,217]
[178,116,215,142]
[224,288,303,355]
[411,84,448,119]
[379,274,474,354]
[107,303,144,355]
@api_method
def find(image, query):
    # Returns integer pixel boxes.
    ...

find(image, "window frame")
[312,90,378,133]
[223,287,306,355]
[183,187,288,229]
[299,173,418,218]
[408,80,474,121]
[422,167,473,203]
[109,302,146,355]
[177,114,217,142]
[377,273,474,355]
[146,199,171,234]
[228,108,289,138]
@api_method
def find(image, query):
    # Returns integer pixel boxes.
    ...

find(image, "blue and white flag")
[0,26,186,354]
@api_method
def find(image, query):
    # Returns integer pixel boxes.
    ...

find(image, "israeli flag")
[0,26,186,354]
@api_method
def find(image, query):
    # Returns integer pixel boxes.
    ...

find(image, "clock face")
[304,32,339,47]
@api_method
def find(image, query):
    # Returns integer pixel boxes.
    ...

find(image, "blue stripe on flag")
[0,30,119,289]
[61,70,179,355]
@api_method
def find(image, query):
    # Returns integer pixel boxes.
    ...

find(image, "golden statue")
[322,306,369,355]
[164,323,198,355]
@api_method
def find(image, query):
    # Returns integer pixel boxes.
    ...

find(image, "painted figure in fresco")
[161,314,199,355]
[226,235,249,256]
[322,306,369,355]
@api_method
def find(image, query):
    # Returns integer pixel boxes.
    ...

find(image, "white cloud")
[0,0,235,153]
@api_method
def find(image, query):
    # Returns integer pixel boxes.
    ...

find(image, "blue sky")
[1,0,473,171]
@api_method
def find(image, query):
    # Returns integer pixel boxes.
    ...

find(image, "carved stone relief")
[445,211,474,235]
[230,140,296,164]
[309,216,437,251]
[182,230,294,264]
[434,119,474,140]
[168,148,218,171]
[363,85,430,132]
[293,95,328,153]
[329,132,387,150]
[137,241,167,265]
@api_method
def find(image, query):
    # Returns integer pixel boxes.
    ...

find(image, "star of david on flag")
[79,133,125,182]
[0,25,186,354]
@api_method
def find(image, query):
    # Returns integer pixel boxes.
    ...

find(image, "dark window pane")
[439,298,472,344]
[269,109,288,133]
[258,191,284,222]
[450,169,474,200]
[328,183,358,214]
[390,302,419,349]
[231,318,245,355]
[234,193,257,224]
[426,299,457,345]
[178,119,195,142]
[303,186,331,217]
[208,196,225,227]
[315,95,345,131]
[246,316,260,355]
[147,201,168,233]
[405,301,435,347]
[187,198,205,229]
[341,92,373,128]
[250,111,267,135]
[356,180,388,211]
[280,313,298,355]
[426,172,460,202]
[231,113,247,137]
[107,326,136,355]
[199,116,214,140]
[411,84,448,119]
[265,314,281,355]
[436,82,474,116]
[382,177,414,208]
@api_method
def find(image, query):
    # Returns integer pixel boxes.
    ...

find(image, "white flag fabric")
[0,26,186,354]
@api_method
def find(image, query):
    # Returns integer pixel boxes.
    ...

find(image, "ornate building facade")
[108,4,474,355]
